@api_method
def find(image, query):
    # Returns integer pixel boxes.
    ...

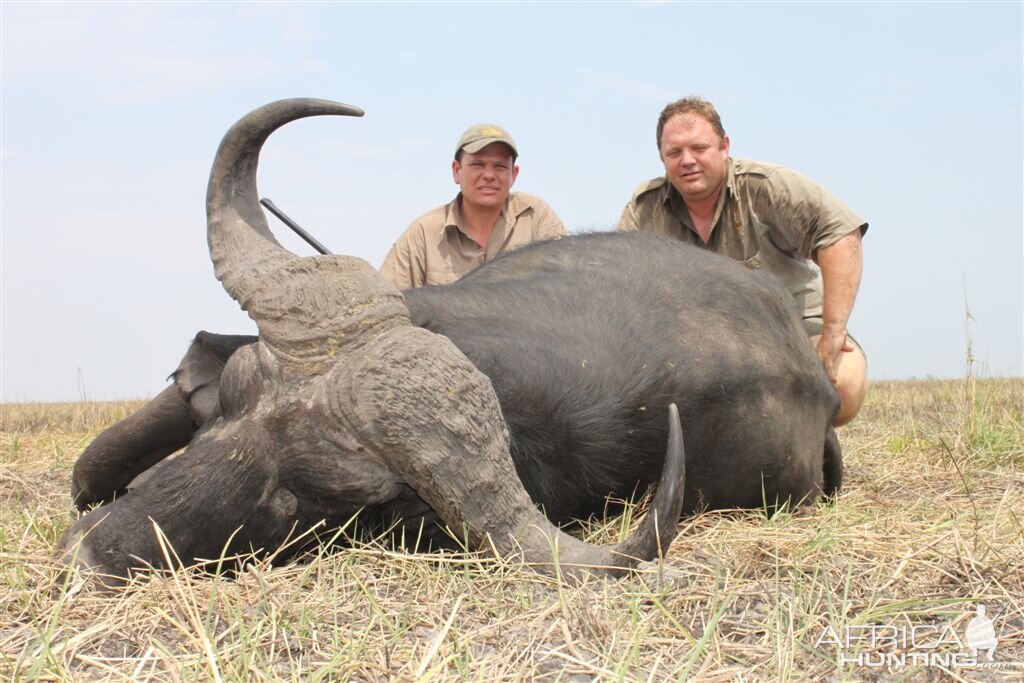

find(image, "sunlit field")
[2,379,1022,681]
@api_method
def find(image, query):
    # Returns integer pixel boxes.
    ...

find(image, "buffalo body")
[61,99,840,582]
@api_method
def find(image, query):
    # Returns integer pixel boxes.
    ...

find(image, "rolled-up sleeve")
[751,167,868,259]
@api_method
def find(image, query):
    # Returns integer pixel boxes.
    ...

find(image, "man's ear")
[511,164,520,186]
[452,159,461,184]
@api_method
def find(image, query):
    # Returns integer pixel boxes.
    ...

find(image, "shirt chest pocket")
[733,206,779,267]
[720,223,761,265]
[717,199,761,264]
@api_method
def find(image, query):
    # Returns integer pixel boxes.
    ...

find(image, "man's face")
[452,143,519,210]
[659,114,730,204]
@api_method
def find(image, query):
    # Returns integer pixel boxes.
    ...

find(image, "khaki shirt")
[380,192,567,289]
[618,158,867,319]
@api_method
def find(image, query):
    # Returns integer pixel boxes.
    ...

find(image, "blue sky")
[2,2,1021,401]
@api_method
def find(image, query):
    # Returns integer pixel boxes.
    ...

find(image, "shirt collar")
[444,193,518,234]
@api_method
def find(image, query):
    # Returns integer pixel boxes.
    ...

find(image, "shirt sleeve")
[618,180,661,232]
[750,167,868,259]
[617,200,640,232]
[531,199,569,240]
[379,223,427,290]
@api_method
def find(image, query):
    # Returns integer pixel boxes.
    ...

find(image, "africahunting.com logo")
[813,604,1020,671]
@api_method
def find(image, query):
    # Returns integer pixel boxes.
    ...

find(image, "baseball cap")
[455,123,518,159]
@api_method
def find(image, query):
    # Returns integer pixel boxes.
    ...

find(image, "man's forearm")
[816,231,863,334]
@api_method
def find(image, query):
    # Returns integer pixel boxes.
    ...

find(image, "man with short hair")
[619,96,868,426]
[381,123,566,289]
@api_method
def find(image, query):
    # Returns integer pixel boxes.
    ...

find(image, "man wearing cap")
[618,96,868,427]
[380,123,566,289]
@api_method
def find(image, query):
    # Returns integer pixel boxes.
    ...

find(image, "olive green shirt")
[380,192,567,289]
[618,158,868,319]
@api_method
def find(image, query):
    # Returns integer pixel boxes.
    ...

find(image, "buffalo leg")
[71,384,197,509]
[823,426,843,498]
[71,332,255,510]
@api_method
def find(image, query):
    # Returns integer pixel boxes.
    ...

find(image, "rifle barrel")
[260,197,332,255]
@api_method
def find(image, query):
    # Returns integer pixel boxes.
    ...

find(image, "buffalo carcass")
[60,99,842,583]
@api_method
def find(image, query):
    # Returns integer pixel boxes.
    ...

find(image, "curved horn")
[207,99,405,371]
[511,403,686,576]
[606,402,686,562]
[207,98,362,306]
[352,329,687,579]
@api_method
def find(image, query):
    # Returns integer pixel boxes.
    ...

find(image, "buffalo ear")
[173,332,256,423]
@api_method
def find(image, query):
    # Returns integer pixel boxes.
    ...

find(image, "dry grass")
[2,379,1022,681]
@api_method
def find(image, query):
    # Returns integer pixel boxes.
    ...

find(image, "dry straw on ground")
[2,379,1022,681]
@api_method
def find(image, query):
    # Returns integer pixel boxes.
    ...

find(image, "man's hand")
[816,327,854,384]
